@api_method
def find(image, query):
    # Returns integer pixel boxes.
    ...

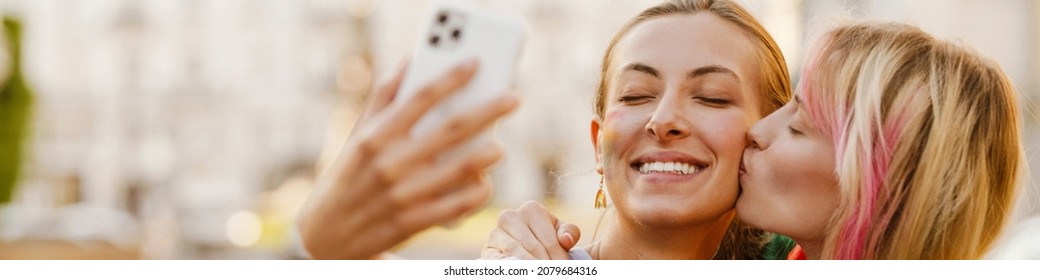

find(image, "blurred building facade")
[0,0,1037,259]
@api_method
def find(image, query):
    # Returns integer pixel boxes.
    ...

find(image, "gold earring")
[595,176,607,209]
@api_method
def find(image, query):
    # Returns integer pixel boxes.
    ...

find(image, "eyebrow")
[620,63,659,77]
[619,63,739,82]
[687,65,739,81]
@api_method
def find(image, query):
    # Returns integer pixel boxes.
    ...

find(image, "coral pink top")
[787,245,807,260]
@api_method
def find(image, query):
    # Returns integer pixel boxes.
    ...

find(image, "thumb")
[556,222,582,251]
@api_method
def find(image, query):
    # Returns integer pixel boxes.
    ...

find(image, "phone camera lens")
[430,35,440,46]
[437,12,448,24]
[451,29,461,40]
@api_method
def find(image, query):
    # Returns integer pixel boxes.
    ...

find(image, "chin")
[627,200,729,227]
[734,197,770,231]
[633,212,693,226]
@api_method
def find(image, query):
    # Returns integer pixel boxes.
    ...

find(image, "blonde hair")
[801,22,1023,259]
[595,0,791,119]
[593,0,792,259]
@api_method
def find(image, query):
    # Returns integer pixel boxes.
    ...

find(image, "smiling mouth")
[631,161,705,175]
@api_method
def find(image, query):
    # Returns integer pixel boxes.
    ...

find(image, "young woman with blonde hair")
[737,21,1023,259]
[483,0,794,260]
[489,20,1023,260]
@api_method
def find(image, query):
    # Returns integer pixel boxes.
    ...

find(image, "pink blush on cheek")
[601,110,629,143]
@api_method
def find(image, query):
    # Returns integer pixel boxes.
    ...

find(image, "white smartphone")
[396,0,526,156]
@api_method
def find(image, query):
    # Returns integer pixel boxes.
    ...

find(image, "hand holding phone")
[297,1,526,259]
[396,0,527,157]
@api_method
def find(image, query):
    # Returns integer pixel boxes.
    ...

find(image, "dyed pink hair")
[799,35,913,259]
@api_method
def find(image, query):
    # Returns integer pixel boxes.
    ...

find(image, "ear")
[590,117,604,175]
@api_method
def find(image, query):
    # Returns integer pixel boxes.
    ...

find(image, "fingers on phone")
[397,176,491,234]
[369,58,411,114]
[378,91,515,184]
[412,93,517,160]
[388,141,500,206]
[385,59,480,133]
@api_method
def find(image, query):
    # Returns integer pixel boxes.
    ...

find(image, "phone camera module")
[428,9,465,49]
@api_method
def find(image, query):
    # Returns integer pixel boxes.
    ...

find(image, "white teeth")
[638,161,699,174]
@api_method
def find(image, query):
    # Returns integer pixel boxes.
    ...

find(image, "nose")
[748,104,785,151]
[747,119,767,150]
[645,94,691,142]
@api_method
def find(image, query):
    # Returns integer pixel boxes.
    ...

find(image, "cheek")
[766,138,840,236]
[770,140,828,190]
[601,112,621,146]
[600,110,642,165]
[800,141,840,209]
[697,112,751,164]
[787,140,837,191]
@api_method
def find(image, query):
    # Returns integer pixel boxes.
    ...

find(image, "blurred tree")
[0,17,32,204]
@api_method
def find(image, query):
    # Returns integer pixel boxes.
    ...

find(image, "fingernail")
[562,232,575,247]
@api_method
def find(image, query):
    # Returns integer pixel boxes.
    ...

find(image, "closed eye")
[696,97,731,106]
[618,95,653,103]
[788,125,803,135]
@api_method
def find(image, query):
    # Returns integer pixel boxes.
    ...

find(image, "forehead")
[610,13,759,79]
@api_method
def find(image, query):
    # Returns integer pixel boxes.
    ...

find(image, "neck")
[587,210,733,260]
